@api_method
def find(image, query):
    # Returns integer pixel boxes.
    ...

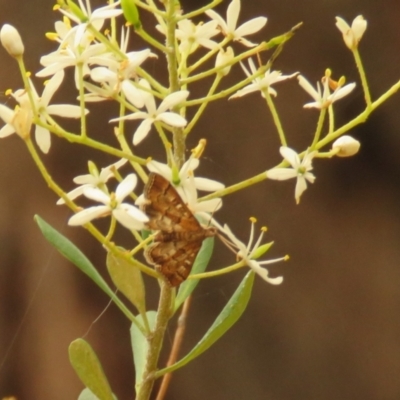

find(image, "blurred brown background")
[1,0,400,399]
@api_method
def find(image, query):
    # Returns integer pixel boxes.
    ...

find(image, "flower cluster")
[0,0,369,289]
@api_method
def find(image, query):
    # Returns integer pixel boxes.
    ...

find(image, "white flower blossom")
[68,174,148,230]
[30,70,86,153]
[175,19,219,54]
[0,96,32,141]
[230,58,297,99]
[88,48,155,105]
[335,15,367,50]
[57,158,127,205]
[298,75,356,109]
[84,27,156,103]
[57,0,123,47]
[266,146,316,204]
[36,33,106,88]
[332,135,360,157]
[205,0,267,47]
[110,79,189,145]
[220,220,284,285]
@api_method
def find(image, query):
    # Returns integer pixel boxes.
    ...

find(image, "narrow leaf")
[130,311,157,391]
[69,339,113,400]
[78,388,117,400]
[174,236,214,313]
[34,215,144,333]
[156,271,255,377]
[107,251,147,316]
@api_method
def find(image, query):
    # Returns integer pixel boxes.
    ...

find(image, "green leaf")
[107,251,147,316]
[34,215,143,332]
[130,311,157,391]
[156,270,255,377]
[78,388,118,400]
[174,236,214,313]
[69,339,114,400]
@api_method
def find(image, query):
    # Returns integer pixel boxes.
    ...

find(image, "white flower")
[88,47,155,105]
[86,27,156,103]
[0,91,32,142]
[335,15,367,50]
[28,70,86,153]
[205,0,267,47]
[57,0,123,46]
[1,24,24,57]
[332,135,360,157]
[230,58,297,99]
[57,158,127,205]
[266,146,316,204]
[298,75,356,109]
[110,80,189,145]
[220,220,284,285]
[175,19,219,54]
[68,174,148,230]
[36,38,106,88]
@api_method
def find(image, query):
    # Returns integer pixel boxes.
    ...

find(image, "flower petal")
[156,112,187,127]
[41,70,65,106]
[193,177,224,191]
[158,90,189,113]
[83,187,110,204]
[234,17,267,38]
[266,168,297,181]
[47,104,84,118]
[294,176,308,204]
[133,118,153,145]
[226,0,240,32]
[115,174,137,202]
[68,205,110,225]
[34,124,51,153]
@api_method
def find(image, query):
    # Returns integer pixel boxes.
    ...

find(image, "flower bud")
[215,47,234,77]
[121,0,141,29]
[332,135,360,157]
[1,24,24,58]
[335,15,367,50]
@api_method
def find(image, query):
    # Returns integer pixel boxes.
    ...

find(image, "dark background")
[1,0,400,399]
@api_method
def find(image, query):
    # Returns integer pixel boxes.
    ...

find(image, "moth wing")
[142,173,201,232]
[145,239,202,287]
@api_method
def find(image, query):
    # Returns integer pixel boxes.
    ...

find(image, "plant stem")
[155,296,192,400]
[136,282,173,400]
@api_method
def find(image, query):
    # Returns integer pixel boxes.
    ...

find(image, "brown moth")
[141,173,217,287]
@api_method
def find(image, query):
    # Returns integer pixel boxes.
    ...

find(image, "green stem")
[353,48,372,108]
[35,117,147,164]
[135,26,169,53]
[165,0,185,168]
[77,63,87,138]
[200,172,267,202]
[184,74,222,136]
[178,0,223,20]
[136,282,173,400]
[16,58,38,116]
[183,41,270,85]
[187,37,230,74]
[310,107,327,150]
[264,91,287,146]
[191,261,246,280]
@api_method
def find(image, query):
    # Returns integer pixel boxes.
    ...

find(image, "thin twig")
[155,296,193,400]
